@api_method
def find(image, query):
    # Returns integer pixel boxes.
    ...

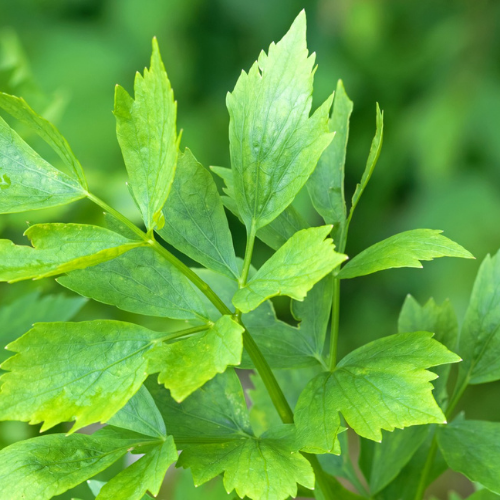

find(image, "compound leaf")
[0,114,85,213]
[0,91,87,187]
[212,166,309,251]
[0,320,164,432]
[146,369,252,440]
[437,417,500,494]
[233,226,346,313]
[0,223,142,283]
[307,79,353,243]
[158,148,239,280]
[295,332,460,452]
[96,438,177,500]
[458,250,500,384]
[115,38,177,230]
[147,315,244,402]
[108,385,166,439]
[0,433,142,500]
[338,229,473,279]
[58,246,209,323]
[226,10,333,231]
[178,425,314,500]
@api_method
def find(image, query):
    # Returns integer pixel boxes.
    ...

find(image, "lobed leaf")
[0,223,142,283]
[437,417,500,494]
[212,165,309,250]
[96,438,177,500]
[307,79,353,243]
[115,38,178,230]
[58,246,209,323]
[226,10,333,231]
[0,320,165,432]
[0,91,87,187]
[147,315,244,401]
[338,229,473,279]
[0,433,142,500]
[0,114,85,213]
[295,332,460,452]
[233,226,346,312]
[178,425,314,500]
[458,250,500,384]
[158,148,239,279]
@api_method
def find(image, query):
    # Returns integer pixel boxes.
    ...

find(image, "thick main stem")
[329,278,341,370]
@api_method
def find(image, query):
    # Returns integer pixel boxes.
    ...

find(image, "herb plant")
[0,10,497,500]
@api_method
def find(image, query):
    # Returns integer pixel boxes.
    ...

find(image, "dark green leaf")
[58,246,209,323]
[438,417,500,495]
[307,79,353,242]
[158,148,239,279]
[459,250,500,384]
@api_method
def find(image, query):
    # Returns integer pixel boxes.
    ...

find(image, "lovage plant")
[0,10,497,500]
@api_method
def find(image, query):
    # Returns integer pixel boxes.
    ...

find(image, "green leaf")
[0,114,85,213]
[0,433,142,500]
[58,246,209,323]
[0,223,142,282]
[191,265,327,368]
[226,10,333,231]
[295,332,460,452]
[365,426,428,494]
[349,103,383,218]
[398,295,458,406]
[146,369,252,440]
[338,229,474,279]
[0,91,87,187]
[178,425,314,500]
[233,226,347,313]
[307,79,353,243]
[115,38,178,230]
[212,166,309,251]
[147,315,244,401]
[0,320,165,432]
[458,250,500,384]
[0,290,85,364]
[173,470,230,500]
[437,417,500,494]
[96,438,177,500]
[108,385,166,439]
[158,148,239,279]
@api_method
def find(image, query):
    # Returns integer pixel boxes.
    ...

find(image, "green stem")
[239,222,257,287]
[242,328,294,424]
[329,277,341,370]
[413,374,470,499]
[87,192,230,316]
[156,324,211,344]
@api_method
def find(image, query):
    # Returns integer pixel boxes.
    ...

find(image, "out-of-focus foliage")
[1,0,499,497]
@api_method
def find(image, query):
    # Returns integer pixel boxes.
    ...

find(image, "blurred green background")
[1,0,499,498]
